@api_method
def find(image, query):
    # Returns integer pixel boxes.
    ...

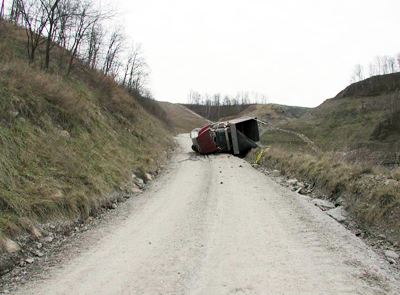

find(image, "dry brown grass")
[0,24,174,241]
[248,147,400,243]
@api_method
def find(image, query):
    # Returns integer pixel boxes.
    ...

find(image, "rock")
[25,258,34,264]
[388,258,396,264]
[31,227,42,238]
[110,203,117,209]
[36,242,43,249]
[43,236,54,243]
[287,178,299,185]
[132,173,144,188]
[336,197,345,205]
[378,234,386,240]
[59,130,70,138]
[2,238,21,254]
[50,190,63,199]
[297,182,305,188]
[34,251,44,257]
[354,230,362,236]
[311,199,335,210]
[145,173,153,182]
[383,250,399,260]
[86,217,94,223]
[326,206,348,223]
[296,187,309,195]
[131,187,143,194]
[271,170,281,177]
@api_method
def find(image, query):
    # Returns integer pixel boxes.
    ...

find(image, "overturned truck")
[190,117,260,155]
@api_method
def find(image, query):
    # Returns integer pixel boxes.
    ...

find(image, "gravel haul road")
[12,134,400,294]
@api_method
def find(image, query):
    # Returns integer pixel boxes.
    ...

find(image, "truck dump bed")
[190,117,259,155]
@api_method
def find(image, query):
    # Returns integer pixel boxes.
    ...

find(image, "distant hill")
[157,102,209,133]
[220,104,309,127]
[261,74,400,165]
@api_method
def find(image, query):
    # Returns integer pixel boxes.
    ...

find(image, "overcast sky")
[17,0,400,107]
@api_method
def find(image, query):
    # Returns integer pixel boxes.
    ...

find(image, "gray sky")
[29,1,400,107]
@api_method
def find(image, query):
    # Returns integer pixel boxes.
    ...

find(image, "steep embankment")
[157,101,209,133]
[0,22,174,244]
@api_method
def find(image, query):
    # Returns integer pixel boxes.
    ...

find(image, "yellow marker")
[253,147,270,165]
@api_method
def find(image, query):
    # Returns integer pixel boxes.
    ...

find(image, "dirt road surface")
[10,134,400,294]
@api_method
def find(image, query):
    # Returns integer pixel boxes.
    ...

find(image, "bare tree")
[350,64,364,83]
[187,90,201,105]
[40,0,62,69]
[67,0,105,75]
[1,0,5,19]
[387,57,396,74]
[122,42,150,94]
[85,21,104,69]
[368,62,377,77]
[52,0,78,69]
[9,0,22,24]
[16,0,50,63]
[213,93,221,119]
[397,53,400,71]
[223,95,231,106]
[102,27,125,77]
[381,55,390,74]
[259,93,268,104]
[374,56,383,75]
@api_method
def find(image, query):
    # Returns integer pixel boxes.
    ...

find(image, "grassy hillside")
[0,21,174,241]
[157,102,209,133]
[254,75,400,244]
[261,75,400,165]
